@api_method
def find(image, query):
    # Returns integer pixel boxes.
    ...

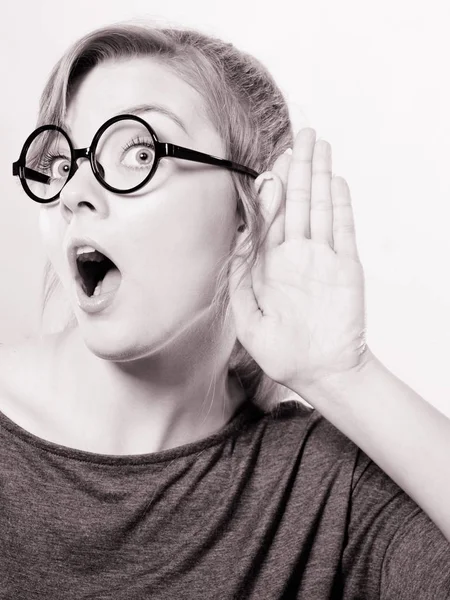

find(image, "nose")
[59,149,107,217]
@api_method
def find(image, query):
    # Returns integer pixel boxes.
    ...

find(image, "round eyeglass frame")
[12,113,261,204]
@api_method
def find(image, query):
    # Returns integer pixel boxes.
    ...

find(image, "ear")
[253,170,285,250]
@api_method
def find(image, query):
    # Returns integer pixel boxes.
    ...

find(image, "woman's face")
[39,57,239,360]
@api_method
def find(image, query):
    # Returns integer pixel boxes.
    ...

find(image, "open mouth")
[76,250,122,297]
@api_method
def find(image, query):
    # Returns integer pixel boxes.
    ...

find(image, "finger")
[331,176,359,260]
[285,128,316,242]
[310,140,334,248]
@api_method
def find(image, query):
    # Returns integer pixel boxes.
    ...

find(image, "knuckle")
[312,165,332,175]
[336,221,355,234]
[286,187,310,202]
[312,198,332,210]
[291,156,312,165]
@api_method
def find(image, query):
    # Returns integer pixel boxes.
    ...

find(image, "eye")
[120,136,155,170]
[39,152,71,179]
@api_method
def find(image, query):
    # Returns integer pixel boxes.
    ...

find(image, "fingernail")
[284,148,292,155]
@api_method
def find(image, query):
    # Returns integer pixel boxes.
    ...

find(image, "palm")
[229,129,370,395]
[248,237,365,387]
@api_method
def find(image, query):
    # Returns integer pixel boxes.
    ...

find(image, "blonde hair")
[38,20,304,412]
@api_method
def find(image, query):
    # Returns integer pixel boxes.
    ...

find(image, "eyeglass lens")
[23,118,157,200]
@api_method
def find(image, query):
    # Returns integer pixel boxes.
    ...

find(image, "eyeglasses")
[12,113,260,204]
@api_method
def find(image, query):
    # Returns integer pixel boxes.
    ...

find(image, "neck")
[48,316,247,456]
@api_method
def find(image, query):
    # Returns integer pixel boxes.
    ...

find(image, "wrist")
[292,348,379,408]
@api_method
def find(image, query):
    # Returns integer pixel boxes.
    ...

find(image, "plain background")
[1,0,449,416]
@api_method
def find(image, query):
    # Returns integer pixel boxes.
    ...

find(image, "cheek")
[169,190,235,299]
[173,175,236,246]
[129,180,236,298]
[38,208,66,274]
[175,183,236,269]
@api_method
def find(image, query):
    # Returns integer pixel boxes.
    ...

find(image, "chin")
[76,319,174,363]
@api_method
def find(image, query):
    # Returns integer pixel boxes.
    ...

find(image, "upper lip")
[67,236,120,282]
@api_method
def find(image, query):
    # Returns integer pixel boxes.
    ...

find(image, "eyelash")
[121,136,154,153]
[39,152,69,170]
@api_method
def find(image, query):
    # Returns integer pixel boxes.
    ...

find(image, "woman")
[3,20,449,599]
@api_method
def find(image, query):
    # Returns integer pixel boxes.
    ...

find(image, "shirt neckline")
[0,398,264,466]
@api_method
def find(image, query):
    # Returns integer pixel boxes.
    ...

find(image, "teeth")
[76,245,97,256]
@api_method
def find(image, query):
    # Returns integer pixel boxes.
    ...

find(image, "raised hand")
[229,128,371,396]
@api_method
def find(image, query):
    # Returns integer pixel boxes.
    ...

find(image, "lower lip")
[74,277,121,314]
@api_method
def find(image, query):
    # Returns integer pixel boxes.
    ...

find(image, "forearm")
[294,351,450,543]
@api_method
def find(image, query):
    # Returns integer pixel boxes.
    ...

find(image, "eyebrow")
[63,103,190,137]
[116,104,190,136]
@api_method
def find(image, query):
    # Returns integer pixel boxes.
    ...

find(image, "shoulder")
[266,398,354,443]
[262,399,361,465]
[244,400,362,510]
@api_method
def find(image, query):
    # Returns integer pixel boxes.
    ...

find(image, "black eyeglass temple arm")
[12,162,50,184]
[160,143,260,179]
[12,158,104,184]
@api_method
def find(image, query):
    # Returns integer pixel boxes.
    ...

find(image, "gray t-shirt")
[0,398,448,599]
